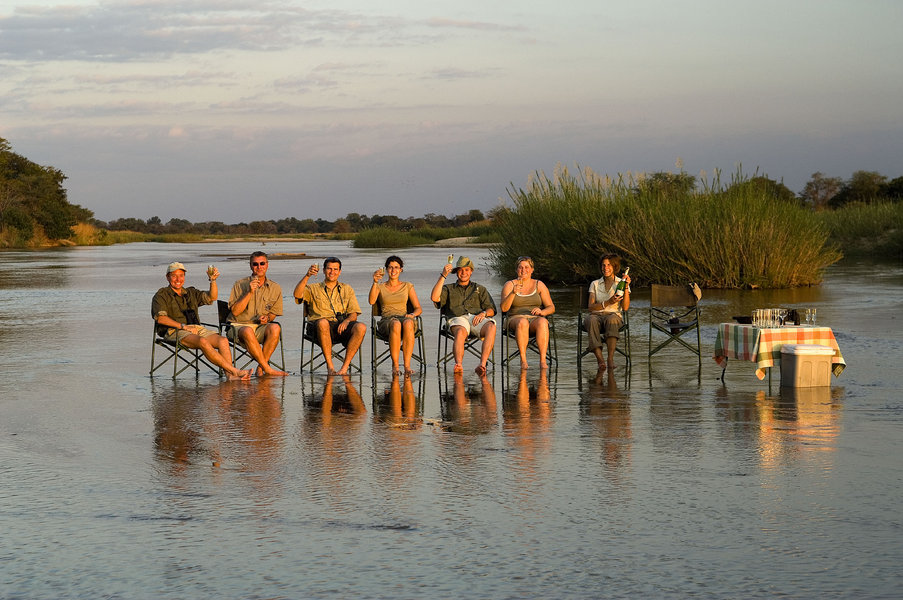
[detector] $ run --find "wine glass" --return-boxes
[809,308,817,326]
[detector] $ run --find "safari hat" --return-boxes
[166,261,187,274]
[452,256,475,273]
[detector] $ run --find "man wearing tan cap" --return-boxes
[152,262,251,380]
[431,256,497,375]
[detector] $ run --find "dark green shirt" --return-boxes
[434,281,496,317]
[151,286,212,336]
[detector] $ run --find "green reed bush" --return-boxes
[491,165,841,288]
[353,227,431,249]
[816,201,903,259]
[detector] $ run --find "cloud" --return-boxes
[424,17,526,32]
[423,67,497,81]
[0,1,399,61]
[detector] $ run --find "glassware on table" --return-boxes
[809,308,817,326]
[751,309,761,328]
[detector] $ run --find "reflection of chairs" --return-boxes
[370,301,426,372]
[150,320,219,378]
[648,284,701,365]
[436,313,495,370]
[216,300,285,372]
[500,312,557,369]
[299,301,362,373]
[576,287,631,369]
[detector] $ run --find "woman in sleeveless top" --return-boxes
[583,253,631,370]
[368,255,422,376]
[500,256,555,369]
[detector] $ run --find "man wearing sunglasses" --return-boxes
[227,251,288,376]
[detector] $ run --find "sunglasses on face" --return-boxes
[252,262,267,266]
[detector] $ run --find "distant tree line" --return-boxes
[1,137,93,246]
[96,209,489,235]
[628,169,903,210]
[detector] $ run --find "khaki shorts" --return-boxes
[164,324,217,343]
[376,315,416,338]
[228,322,267,345]
[446,314,496,337]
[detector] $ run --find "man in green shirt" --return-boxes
[152,262,250,380]
[431,256,497,375]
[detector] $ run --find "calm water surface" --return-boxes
[1,242,901,599]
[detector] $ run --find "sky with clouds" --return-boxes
[2,0,902,222]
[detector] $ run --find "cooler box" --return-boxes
[780,344,834,387]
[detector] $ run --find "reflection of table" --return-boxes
[713,323,846,380]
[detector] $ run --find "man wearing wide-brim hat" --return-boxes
[430,256,497,375]
[151,262,251,380]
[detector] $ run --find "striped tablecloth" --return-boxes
[713,323,846,380]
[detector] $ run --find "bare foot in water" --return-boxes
[229,370,252,380]
[257,366,288,376]
[475,364,487,376]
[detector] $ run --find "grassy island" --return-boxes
[490,166,843,289]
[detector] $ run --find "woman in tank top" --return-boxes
[500,256,555,369]
[368,255,422,376]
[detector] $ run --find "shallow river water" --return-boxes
[1,242,901,599]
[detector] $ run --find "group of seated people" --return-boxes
[152,251,631,380]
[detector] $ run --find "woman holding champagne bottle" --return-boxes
[584,254,631,370]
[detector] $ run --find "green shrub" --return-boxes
[490,165,841,288]
[353,227,431,248]
[816,201,903,259]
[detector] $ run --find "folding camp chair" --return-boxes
[436,313,495,370]
[370,301,426,373]
[299,301,362,373]
[648,284,701,365]
[149,320,219,378]
[500,311,557,369]
[577,287,631,369]
[216,300,285,372]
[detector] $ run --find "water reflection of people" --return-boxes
[373,373,422,428]
[152,378,285,475]
[305,374,367,417]
[440,372,498,434]
[502,370,553,475]
[579,368,632,476]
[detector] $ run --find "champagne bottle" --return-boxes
[615,267,629,297]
